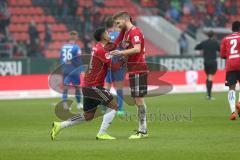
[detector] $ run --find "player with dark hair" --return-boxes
[195,30,220,100]
[220,21,240,120]
[104,16,125,115]
[110,11,148,139]
[60,31,83,110]
[51,27,126,140]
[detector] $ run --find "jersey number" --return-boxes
[62,49,72,62]
[230,39,238,54]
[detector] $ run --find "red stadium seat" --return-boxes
[37,24,45,32]
[45,16,55,23]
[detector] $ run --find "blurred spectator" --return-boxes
[217,13,228,27]
[204,15,214,27]
[92,8,103,29]
[28,21,39,45]
[68,0,78,17]
[0,1,10,35]
[229,0,237,15]
[186,19,198,38]
[221,1,230,15]
[182,0,195,16]
[44,24,52,49]
[157,0,170,16]
[206,1,215,16]
[178,32,188,55]
[83,34,92,54]
[83,5,92,33]
[93,0,105,8]
[56,0,64,17]
[62,0,69,18]
[13,41,27,58]
[27,40,44,58]
[169,5,181,22]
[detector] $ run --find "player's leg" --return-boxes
[204,62,214,99]
[96,87,118,140]
[235,72,240,117]
[51,109,96,141]
[206,74,214,99]
[112,68,125,115]
[129,73,148,139]
[105,70,113,90]
[114,80,124,114]
[62,75,71,110]
[226,71,237,120]
[72,73,83,110]
[205,61,217,100]
[51,89,100,141]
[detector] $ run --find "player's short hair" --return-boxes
[94,27,106,42]
[113,11,131,20]
[232,21,240,32]
[70,30,78,36]
[207,30,214,38]
[104,16,114,29]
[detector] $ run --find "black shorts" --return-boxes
[204,61,217,75]
[82,86,113,112]
[129,72,148,97]
[225,71,240,86]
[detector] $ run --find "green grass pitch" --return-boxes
[0,92,239,160]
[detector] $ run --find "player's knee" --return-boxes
[229,85,236,90]
[84,113,94,121]
[134,97,144,106]
[108,100,118,111]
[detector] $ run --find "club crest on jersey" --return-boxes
[105,52,112,59]
[121,41,131,49]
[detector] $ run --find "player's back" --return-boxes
[60,43,82,74]
[84,42,110,87]
[221,32,240,72]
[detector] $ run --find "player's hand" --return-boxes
[109,50,122,56]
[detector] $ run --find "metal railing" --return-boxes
[0,43,13,58]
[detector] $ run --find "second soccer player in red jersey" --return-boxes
[110,12,148,139]
[51,27,125,140]
[220,21,240,120]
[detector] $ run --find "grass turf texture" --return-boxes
[0,92,239,160]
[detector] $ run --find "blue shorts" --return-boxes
[105,68,125,83]
[62,65,81,86]
[63,71,80,86]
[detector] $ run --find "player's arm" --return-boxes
[110,32,142,56]
[114,44,141,56]
[194,42,203,50]
[114,29,125,47]
[220,38,226,59]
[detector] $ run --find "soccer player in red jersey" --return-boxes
[220,21,240,120]
[110,12,148,139]
[51,27,125,140]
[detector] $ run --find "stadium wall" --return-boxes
[0,70,227,100]
[0,56,227,99]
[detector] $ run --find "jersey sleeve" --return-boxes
[77,45,82,55]
[220,38,227,59]
[194,42,203,50]
[130,29,142,46]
